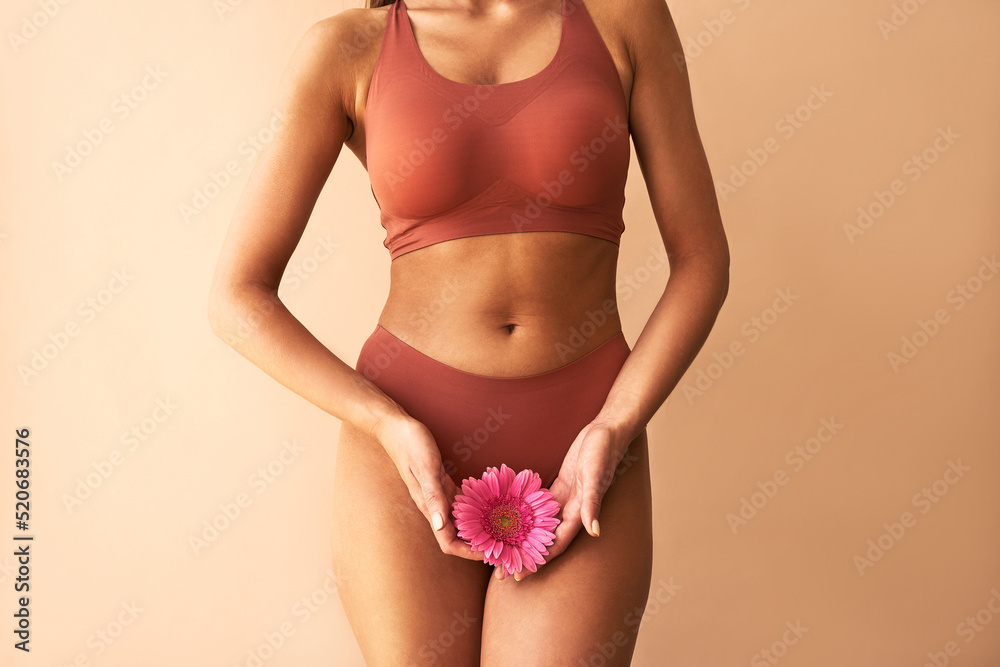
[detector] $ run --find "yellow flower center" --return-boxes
[488,504,523,542]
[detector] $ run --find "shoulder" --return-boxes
[588,0,681,71]
[279,8,391,121]
[304,6,389,61]
[292,7,388,78]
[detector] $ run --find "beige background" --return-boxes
[3,0,999,665]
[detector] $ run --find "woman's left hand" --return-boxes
[496,418,631,582]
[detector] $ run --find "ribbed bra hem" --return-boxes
[387,228,621,261]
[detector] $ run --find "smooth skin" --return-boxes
[208,0,729,664]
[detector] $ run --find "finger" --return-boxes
[414,465,489,562]
[441,533,486,561]
[514,517,579,582]
[544,494,585,559]
[512,497,582,582]
[580,472,607,538]
[411,463,455,538]
[513,556,539,582]
[547,475,570,506]
[429,505,485,561]
[410,464,448,531]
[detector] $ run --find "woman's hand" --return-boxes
[497,419,631,581]
[372,411,485,563]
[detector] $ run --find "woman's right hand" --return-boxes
[372,411,485,563]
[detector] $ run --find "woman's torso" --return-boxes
[342,0,635,376]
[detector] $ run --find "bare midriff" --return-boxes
[376,231,623,377]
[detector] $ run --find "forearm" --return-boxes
[596,251,730,445]
[208,284,405,438]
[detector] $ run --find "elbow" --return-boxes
[669,240,730,310]
[717,244,731,301]
[716,243,731,309]
[207,286,231,341]
[207,279,280,346]
[207,274,243,342]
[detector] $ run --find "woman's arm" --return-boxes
[207,13,482,561]
[594,0,731,449]
[208,15,402,436]
[514,0,730,579]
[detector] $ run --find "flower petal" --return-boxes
[532,499,561,516]
[486,470,500,498]
[520,542,544,564]
[510,469,532,498]
[498,465,516,495]
[525,489,550,505]
[524,473,542,497]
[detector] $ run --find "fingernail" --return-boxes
[591,519,601,536]
[432,512,444,531]
[494,567,502,580]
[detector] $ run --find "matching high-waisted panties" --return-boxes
[354,324,631,489]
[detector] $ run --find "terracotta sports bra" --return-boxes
[365,0,630,260]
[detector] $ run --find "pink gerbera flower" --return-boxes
[452,464,561,576]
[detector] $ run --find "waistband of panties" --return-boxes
[366,323,630,391]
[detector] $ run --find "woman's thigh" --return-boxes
[331,421,493,667]
[480,432,654,667]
